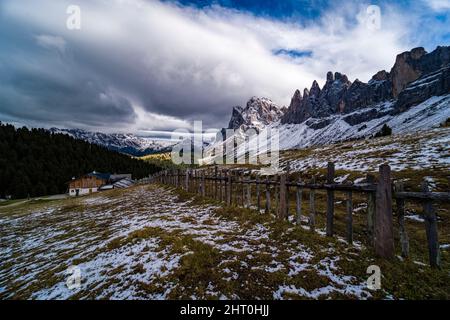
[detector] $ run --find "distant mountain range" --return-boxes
[281,46,450,125]
[204,45,450,162]
[50,46,449,160]
[49,128,176,157]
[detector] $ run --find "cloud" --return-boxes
[423,0,450,11]
[0,0,434,134]
[35,34,66,53]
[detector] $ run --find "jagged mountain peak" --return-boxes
[370,70,390,83]
[326,71,334,83]
[282,45,450,125]
[227,96,286,130]
[290,89,303,106]
[293,89,302,98]
[310,80,321,97]
[205,45,449,165]
[334,72,350,83]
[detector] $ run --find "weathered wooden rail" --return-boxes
[139,163,450,268]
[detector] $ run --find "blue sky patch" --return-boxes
[169,0,328,19]
[273,49,313,59]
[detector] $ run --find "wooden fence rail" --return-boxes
[139,163,450,268]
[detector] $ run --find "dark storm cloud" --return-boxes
[1,67,136,128]
[1,0,436,133]
[0,8,138,131]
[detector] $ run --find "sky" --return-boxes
[0,0,449,136]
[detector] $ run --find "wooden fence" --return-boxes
[139,163,450,268]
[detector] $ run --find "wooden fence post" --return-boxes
[220,170,225,202]
[192,170,196,193]
[395,181,409,258]
[375,164,394,259]
[204,169,207,196]
[366,174,376,246]
[241,171,245,207]
[265,177,270,214]
[279,173,287,220]
[256,176,261,212]
[194,170,198,193]
[275,175,279,216]
[326,162,335,237]
[296,178,302,225]
[286,162,291,218]
[421,181,440,268]
[227,171,232,206]
[196,170,200,194]
[246,175,251,208]
[309,176,316,231]
[232,171,237,205]
[221,170,225,202]
[214,166,218,200]
[193,170,197,193]
[201,171,206,197]
[346,190,353,244]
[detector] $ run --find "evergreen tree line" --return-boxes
[0,123,164,199]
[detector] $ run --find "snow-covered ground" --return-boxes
[202,94,450,165]
[277,94,450,150]
[281,127,450,173]
[0,186,376,300]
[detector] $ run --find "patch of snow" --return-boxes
[405,214,425,223]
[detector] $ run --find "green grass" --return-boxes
[165,179,450,299]
[2,180,449,300]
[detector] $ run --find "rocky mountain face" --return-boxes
[49,128,175,157]
[282,46,450,125]
[228,97,287,131]
[207,46,450,162]
[391,46,450,97]
[394,64,450,113]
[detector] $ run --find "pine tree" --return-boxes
[0,123,164,199]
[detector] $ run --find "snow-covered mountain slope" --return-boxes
[277,94,450,150]
[202,94,450,164]
[203,46,450,164]
[49,128,175,157]
[281,126,450,174]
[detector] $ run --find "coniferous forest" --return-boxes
[0,123,163,199]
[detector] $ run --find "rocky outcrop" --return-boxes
[228,106,246,130]
[394,65,450,113]
[342,72,393,114]
[281,70,391,124]
[390,46,450,98]
[227,97,286,131]
[390,47,427,97]
[281,46,450,125]
[343,107,390,126]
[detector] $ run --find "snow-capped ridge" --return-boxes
[49,128,175,157]
[202,46,450,164]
